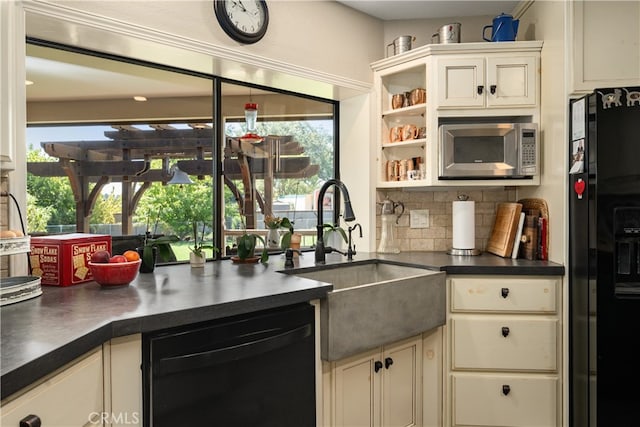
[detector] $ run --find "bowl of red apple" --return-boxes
[88,250,141,286]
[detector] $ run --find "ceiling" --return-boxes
[336,1,519,20]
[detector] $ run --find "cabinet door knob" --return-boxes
[490,84,497,95]
[20,414,42,427]
[385,357,394,369]
[477,85,484,95]
[374,360,383,373]
[501,326,510,337]
[502,384,511,395]
[501,287,509,298]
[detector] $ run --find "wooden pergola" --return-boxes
[26,125,319,233]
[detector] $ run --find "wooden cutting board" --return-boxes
[486,202,523,257]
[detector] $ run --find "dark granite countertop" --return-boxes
[0,251,563,399]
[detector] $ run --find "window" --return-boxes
[25,42,337,262]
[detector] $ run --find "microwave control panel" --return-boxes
[520,129,537,175]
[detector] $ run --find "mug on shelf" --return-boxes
[407,170,421,181]
[391,93,405,109]
[418,126,427,139]
[409,88,426,105]
[402,124,418,141]
[389,126,404,143]
[403,91,412,107]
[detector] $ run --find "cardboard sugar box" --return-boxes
[30,233,112,286]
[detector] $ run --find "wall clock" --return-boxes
[214,0,269,44]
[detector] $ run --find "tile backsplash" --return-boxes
[376,188,518,252]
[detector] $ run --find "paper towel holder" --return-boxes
[447,194,481,256]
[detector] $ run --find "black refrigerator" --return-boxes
[569,86,640,427]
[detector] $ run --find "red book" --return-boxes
[538,217,548,260]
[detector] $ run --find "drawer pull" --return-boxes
[374,360,383,373]
[501,287,509,298]
[20,414,42,427]
[385,357,394,369]
[502,384,511,396]
[501,326,510,337]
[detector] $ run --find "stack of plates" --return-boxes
[1,276,42,306]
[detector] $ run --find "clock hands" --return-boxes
[230,0,247,12]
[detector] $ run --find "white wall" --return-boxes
[26,0,383,97]
[517,1,567,266]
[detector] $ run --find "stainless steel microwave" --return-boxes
[439,123,538,179]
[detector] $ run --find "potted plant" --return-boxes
[235,218,269,264]
[264,215,295,250]
[137,232,180,273]
[189,220,218,267]
[323,223,348,248]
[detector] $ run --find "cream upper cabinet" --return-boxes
[0,0,24,172]
[371,42,542,189]
[330,335,423,427]
[436,55,537,109]
[444,275,562,427]
[0,348,104,427]
[569,0,640,94]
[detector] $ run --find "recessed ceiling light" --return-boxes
[133,96,147,102]
[25,80,34,86]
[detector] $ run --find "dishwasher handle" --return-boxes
[157,323,312,376]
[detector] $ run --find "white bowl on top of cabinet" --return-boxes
[445,275,562,427]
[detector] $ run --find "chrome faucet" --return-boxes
[315,179,356,263]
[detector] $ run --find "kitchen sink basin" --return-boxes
[281,261,445,361]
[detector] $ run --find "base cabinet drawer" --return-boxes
[450,277,558,313]
[451,317,557,371]
[0,348,103,427]
[451,373,557,427]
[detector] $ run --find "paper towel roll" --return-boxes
[452,200,475,249]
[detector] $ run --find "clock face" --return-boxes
[214,0,269,44]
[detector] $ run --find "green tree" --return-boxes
[27,147,76,226]
[136,179,213,239]
[90,189,121,225]
[26,193,52,233]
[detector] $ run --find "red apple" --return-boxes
[109,255,127,263]
[91,250,111,263]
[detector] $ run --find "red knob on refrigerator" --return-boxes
[574,178,586,199]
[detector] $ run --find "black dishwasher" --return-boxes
[142,303,315,427]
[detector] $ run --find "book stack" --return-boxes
[514,199,549,261]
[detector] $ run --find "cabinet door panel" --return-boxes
[333,351,379,427]
[572,0,640,91]
[450,277,558,313]
[437,57,485,108]
[452,373,557,426]
[486,57,537,106]
[452,316,557,371]
[382,337,422,427]
[0,348,103,426]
